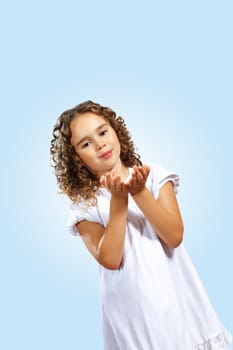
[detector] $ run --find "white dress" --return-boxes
[67,163,232,350]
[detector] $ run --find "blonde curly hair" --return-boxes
[50,100,142,204]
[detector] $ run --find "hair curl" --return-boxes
[50,100,142,204]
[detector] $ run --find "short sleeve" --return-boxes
[67,201,104,236]
[149,163,180,200]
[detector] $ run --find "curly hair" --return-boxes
[50,100,142,204]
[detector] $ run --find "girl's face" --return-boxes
[70,112,123,178]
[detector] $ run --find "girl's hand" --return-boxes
[126,165,150,196]
[100,171,129,198]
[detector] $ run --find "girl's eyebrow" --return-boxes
[76,122,108,146]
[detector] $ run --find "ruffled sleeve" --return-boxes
[67,200,104,236]
[149,163,180,200]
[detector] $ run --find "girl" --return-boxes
[50,100,232,349]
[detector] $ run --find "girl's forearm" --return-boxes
[132,187,183,248]
[97,196,128,270]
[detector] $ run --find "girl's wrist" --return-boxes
[111,193,128,202]
[131,186,148,199]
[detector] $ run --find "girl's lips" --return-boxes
[100,150,112,159]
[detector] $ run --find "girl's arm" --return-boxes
[77,173,129,270]
[128,166,184,248]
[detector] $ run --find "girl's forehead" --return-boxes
[72,112,106,124]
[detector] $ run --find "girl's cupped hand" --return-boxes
[126,165,150,195]
[100,171,129,198]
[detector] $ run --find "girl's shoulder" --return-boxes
[146,162,180,198]
[67,198,103,236]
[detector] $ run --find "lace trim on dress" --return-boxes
[195,330,232,349]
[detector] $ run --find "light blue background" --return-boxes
[1,1,232,349]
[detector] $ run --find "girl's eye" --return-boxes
[99,129,108,136]
[82,141,91,148]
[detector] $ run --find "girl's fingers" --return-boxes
[104,173,126,193]
[103,173,111,190]
[135,165,150,182]
[100,169,147,195]
[126,165,151,195]
[114,175,122,191]
[133,166,144,182]
[136,169,144,182]
[100,175,106,187]
[143,164,150,177]
[106,172,111,183]
[121,182,128,193]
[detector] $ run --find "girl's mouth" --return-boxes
[101,150,112,159]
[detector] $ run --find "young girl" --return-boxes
[50,100,232,349]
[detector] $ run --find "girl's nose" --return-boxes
[96,140,106,150]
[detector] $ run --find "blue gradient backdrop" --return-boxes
[1,1,232,349]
